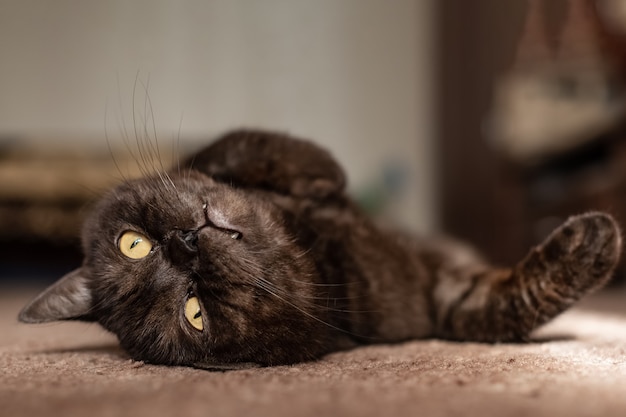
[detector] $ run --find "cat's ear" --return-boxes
[18,268,94,323]
[184,130,346,199]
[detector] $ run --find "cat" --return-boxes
[18,129,622,370]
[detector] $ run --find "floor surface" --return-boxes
[1,288,626,417]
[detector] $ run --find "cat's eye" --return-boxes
[184,296,203,331]
[229,231,242,240]
[118,231,153,259]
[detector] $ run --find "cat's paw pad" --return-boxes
[541,212,621,286]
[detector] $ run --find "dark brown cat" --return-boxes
[19,130,622,369]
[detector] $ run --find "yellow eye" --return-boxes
[184,296,204,331]
[118,231,153,259]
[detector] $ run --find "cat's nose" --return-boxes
[168,229,198,264]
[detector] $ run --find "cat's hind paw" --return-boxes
[534,212,622,292]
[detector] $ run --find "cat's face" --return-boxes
[46,170,332,367]
[19,130,352,368]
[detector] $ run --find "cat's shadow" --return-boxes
[30,334,577,368]
[528,333,575,343]
[37,343,129,359]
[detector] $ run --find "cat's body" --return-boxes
[19,130,622,369]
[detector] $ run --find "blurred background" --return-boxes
[1,0,626,287]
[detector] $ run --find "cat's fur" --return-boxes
[19,130,622,369]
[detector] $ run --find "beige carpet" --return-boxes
[1,288,626,417]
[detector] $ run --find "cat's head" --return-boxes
[19,169,334,368]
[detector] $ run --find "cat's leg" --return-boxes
[182,130,346,199]
[432,212,621,342]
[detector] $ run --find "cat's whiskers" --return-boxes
[243,273,347,332]
[103,101,132,186]
[118,72,177,193]
[234,246,361,289]
[246,273,377,338]
[233,257,375,320]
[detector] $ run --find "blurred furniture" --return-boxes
[438,0,626,283]
[0,140,155,279]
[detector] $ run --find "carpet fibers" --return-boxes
[1,289,626,417]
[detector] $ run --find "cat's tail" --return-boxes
[434,212,622,342]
